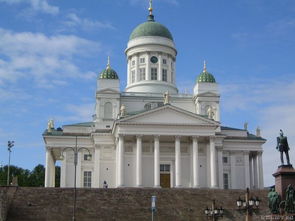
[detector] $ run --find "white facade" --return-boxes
[43,9,265,189]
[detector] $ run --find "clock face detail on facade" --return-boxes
[150,56,158,63]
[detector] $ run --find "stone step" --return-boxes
[1,187,270,221]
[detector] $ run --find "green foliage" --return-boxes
[0,164,60,187]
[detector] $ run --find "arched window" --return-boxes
[104,102,113,119]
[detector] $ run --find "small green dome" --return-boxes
[197,71,216,83]
[129,15,173,41]
[99,67,119,79]
[197,62,216,83]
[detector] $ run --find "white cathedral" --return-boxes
[43,4,265,189]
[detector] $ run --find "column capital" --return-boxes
[154,135,160,140]
[243,150,250,155]
[175,135,181,140]
[136,135,143,139]
[192,136,199,141]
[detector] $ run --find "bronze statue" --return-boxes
[276,129,290,165]
[268,188,281,214]
[285,184,295,213]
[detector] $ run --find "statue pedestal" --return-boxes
[273,165,295,200]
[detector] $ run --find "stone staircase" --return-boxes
[2,187,270,221]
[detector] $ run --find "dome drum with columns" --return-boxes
[43,2,266,190]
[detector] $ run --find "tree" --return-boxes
[0,164,60,187]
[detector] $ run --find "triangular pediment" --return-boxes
[97,88,119,94]
[118,105,219,126]
[196,92,220,97]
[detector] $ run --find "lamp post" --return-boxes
[204,199,224,221]
[60,136,91,221]
[7,141,14,186]
[236,188,260,221]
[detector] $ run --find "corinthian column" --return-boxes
[154,136,160,187]
[175,136,182,187]
[136,135,143,187]
[210,136,218,188]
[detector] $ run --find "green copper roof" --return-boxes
[197,62,216,83]
[197,71,216,83]
[99,67,119,79]
[129,15,173,41]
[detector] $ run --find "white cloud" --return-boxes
[221,78,295,186]
[0,28,100,88]
[0,0,59,15]
[64,13,115,31]
[55,103,94,123]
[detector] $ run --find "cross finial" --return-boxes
[203,60,207,73]
[107,56,110,69]
[148,0,153,15]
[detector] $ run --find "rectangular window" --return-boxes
[162,69,167,82]
[131,60,135,66]
[163,59,167,64]
[83,171,92,188]
[131,70,135,83]
[151,68,157,80]
[139,68,146,81]
[140,57,145,63]
[223,173,229,189]
[84,154,92,161]
[222,156,228,164]
[160,164,170,172]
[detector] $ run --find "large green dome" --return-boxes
[129,15,173,41]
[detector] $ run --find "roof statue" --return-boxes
[276,129,291,165]
[163,91,170,105]
[207,106,215,120]
[120,104,126,117]
[244,122,248,130]
[47,119,54,133]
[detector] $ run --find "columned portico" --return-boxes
[117,135,124,187]
[192,136,199,188]
[210,136,218,188]
[136,135,143,187]
[175,136,182,187]
[154,135,160,187]
[45,148,55,187]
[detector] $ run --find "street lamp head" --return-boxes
[236,197,242,207]
[7,141,14,150]
[254,197,260,207]
[219,207,224,216]
[204,207,209,215]
[249,197,255,206]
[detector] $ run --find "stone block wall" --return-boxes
[2,187,270,221]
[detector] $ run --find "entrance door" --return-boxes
[160,174,170,188]
[160,164,171,188]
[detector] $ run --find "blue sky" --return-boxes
[0,0,294,186]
